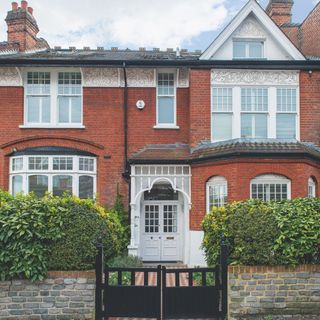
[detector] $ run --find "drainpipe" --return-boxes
[121,62,131,226]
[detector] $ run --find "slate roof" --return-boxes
[129,139,320,164]
[0,47,320,63]
[0,47,201,61]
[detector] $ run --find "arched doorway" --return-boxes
[140,182,183,261]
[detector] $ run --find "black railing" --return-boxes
[95,240,229,320]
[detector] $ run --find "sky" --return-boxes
[0,0,318,51]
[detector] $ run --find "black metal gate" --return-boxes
[95,241,228,320]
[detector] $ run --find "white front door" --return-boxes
[142,203,181,261]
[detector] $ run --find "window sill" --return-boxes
[153,125,180,130]
[19,125,86,129]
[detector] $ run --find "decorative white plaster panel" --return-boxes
[0,67,22,86]
[211,70,299,86]
[125,68,156,87]
[178,68,189,88]
[233,16,266,38]
[82,68,120,87]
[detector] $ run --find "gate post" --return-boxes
[95,239,104,320]
[221,235,228,320]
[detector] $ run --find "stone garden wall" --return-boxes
[1,266,320,320]
[228,265,320,320]
[0,271,95,320]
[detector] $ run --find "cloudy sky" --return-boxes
[0,0,318,51]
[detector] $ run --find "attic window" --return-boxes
[233,40,264,59]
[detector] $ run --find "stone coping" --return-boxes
[228,264,320,273]
[47,270,96,279]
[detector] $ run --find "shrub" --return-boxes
[47,197,123,271]
[202,198,320,266]
[0,192,124,280]
[108,255,143,285]
[0,193,64,281]
[108,254,143,268]
[106,190,130,254]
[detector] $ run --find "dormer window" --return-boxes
[233,40,264,59]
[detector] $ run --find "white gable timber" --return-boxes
[200,0,305,61]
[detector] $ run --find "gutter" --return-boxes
[121,62,131,227]
[122,61,130,181]
[0,58,320,69]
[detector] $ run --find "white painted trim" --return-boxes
[250,174,292,200]
[210,74,300,142]
[156,69,177,127]
[153,125,180,130]
[206,176,228,213]
[22,68,83,128]
[200,0,305,61]
[9,155,96,198]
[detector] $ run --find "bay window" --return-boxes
[308,177,316,198]
[10,154,96,199]
[276,88,297,139]
[211,84,299,142]
[211,88,233,141]
[251,174,291,201]
[23,70,83,128]
[241,88,268,138]
[206,176,228,212]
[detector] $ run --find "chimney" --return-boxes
[266,0,294,27]
[5,1,49,52]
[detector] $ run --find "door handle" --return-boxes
[166,237,174,240]
[159,236,161,239]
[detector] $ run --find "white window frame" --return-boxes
[206,176,228,212]
[276,87,299,139]
[308,177,316,198]
[9,155,96,198]
[211,87,233,141]
[21,68,84,129]
[154,69,179,129]
[211,85,300,142]
[233,39,265,60]
[250,174,291,201]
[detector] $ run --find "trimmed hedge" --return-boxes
[0,191,125,281]
[202,198,320,266]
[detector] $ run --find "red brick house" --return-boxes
[0,0,319,265]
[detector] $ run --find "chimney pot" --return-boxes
[27,7,33,15]
[139,47,146,51]
[111,47,118,52]
[97,46,104,51]
[21,0,28,10]
[11,2,18,10]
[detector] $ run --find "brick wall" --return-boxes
[299,4,320,57]
[228,265,320,320]
[0,271,95,320]
[190,159,320,230]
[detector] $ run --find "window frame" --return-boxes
[233,39,265,60]
[22,68,84,129]
[276,87,298,139]
[154,69,179,129]
[9,155,96,199]
[206,176,228,212]
[250,174,291,201]
[211,87,233,141]
[308,177,316,198]
[210,84,300,143]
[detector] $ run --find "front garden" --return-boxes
[0,190,130,281]
[202,198,320,266]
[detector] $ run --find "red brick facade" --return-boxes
[0,0,319,242]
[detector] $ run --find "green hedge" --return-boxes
[202,198,320,266]
[0,191,125,281]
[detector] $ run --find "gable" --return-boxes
[200,0,305,61]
